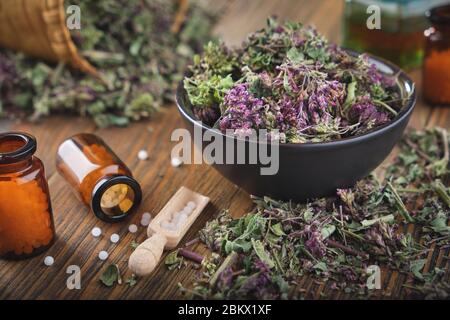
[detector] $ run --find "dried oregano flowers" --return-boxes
[0,0,216,127]
[184,18,410,143]
[179,128,449,299]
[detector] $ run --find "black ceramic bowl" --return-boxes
[176,54,416,201]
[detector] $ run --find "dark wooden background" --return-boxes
[0,0,448,300]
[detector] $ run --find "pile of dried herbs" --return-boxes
[0,0,216,127]
[179,128,449,299]
[184,18,410,143]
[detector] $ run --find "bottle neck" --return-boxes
[433,24,450,36]
[0,157,33,174]
[0,132,36,175]
[428,4,450,37]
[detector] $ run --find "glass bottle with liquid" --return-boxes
[342,0,449,70]
[56,133,142,222]
[0,132,55,259]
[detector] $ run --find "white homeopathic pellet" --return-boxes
[186,201,196,210]
[172,211,182,220]
[181,206,192,216]
[128,224,138,233]
[91,227,102,237]
[171,157,182,167]
[140,212,152,226]
[142,212,152,221]
[44,256,54,266]
[140,217,151,227]
[98,251,109,261]
[110,233,120,244]
[138,150,149,161]
[160,220,176,231]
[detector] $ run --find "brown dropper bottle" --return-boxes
[56,133,142,222]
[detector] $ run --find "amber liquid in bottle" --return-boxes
[0,132,55,259]
[342,0,429,70]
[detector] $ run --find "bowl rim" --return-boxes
[176,51,417,150]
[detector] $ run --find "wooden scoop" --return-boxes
[128,186,209,277]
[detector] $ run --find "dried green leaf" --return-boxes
[251,239,275,269]
[100,264,121,287]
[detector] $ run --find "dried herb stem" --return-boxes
[405,138,433,162]
[326,239,369,259]
[178,248,204,264]
[439,127,450,165]
[209,252,238,288]
[372,99,398,116]
[387,181,415,223]
[342,229,365,241]
[432,180,450,208]
[184,237,200,247]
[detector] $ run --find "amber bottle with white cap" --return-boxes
[56,133,142,222]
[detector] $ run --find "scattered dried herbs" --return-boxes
[165,249,185,270]
[184,18,411,143]
[182,128,449,299]
[125,274,138,288]
[165,248,205,270]
[130,240,140,250]
[0,0,217,127]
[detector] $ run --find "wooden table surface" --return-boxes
[0,0,449,300]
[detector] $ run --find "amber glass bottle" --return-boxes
[56,133,142,222]
[423,4,450,106]
[0,132,55,259]
[342,0,439,70]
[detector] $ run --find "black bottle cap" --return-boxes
[91,175,142,222]
[427,4,450,26]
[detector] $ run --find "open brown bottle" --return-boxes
[56,133,142,222]
[0,132,55,259]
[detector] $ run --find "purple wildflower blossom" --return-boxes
[276,95,305,131]
[219,84,266,135]
[0,53,17,83]
[340,266,358,282]
[362,54,396,87]
[216,266,234,292]
[254,259,271,273]
[349,95,389,127]
[365,227,386,247]
[307,80,345,124]
[305,228,327,258]
[220,65,348,139]
[235,259,272,298]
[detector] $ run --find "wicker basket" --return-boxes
[0,0,96,78]
[0,0,188,78]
